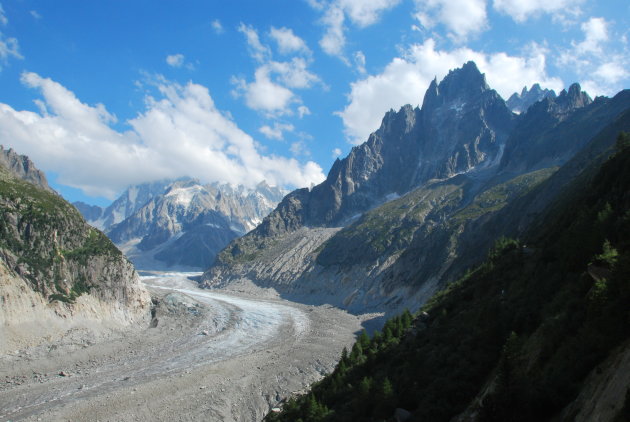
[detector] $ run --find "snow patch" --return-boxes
[166,185,204,208]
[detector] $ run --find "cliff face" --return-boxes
[0,147,150,352]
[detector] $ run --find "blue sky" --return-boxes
[0,0,628,206]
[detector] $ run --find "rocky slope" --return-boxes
[104,179,285,269]
[203,62,630,315]
[0,147,150,353]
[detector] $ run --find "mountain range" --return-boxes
[75,179,285,270]
[202,61,630,316]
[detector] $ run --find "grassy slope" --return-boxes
[266,135,630,422]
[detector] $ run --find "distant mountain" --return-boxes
[96,179,286,270]
[202,62,630,316]
[74,179,174,231]
[506,83,556,113]
[0,147,150,352]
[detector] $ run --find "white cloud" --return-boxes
[557,17,629,96]
[289,140,313,157]
[0,4,7,26]
[268,58,320,89]
[269,27,310,55]
[0,4,22,67]
[314,0,400,59]
[238,23,271,63]
[166,53,185,68]
[30,10,42,20]
[575,17,609,56]
[232,67,295,115]
[0,34,21,64]
[337,0,402,27]
[354,51,366,74]
[211,19,224,34]
[413,0,488,42]
[338,39,562,143]
[493,0,584,22]
[259,122,295,140]
[298,105,311,118]
[593,62,628,85]
[0,73,325,198]
[319,6,346,57]
[233,24,321,117]
[332,147,342,158]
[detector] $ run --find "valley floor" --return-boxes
[0,272,367,421]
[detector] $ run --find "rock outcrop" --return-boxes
[0,147,150,353]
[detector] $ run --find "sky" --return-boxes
[0,0,628,206]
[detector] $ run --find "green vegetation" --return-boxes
[317,180,466,266]
[452,167,557,224]
[62,228,121,264]
[265,311,414,422]
[0,167,121,302]
[266,137,630,421]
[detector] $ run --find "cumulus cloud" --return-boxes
[233,24,320,117]
[354,51,366,74]
[0,4,7,26]
[269,27,310,55]
[0,4,22,67]
[232,67,295,116]
[338,39,563,143]
[0,73,325,198]
[290,140,309,156]
[574,17,609,56]
[314,0,401,59]
[298,105,311,118]
[211,19,224,34]
[413,0,488,42]
[493,0,584,22]
[238,23,271,63]
[319,6,346,57]
[558,17,629,96]
[166,53,185,67]
[337,0,402,27]
[259,122,295,140]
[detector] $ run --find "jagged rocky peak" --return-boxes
[556,82,592,111]
[523,82,592,121]
[0,145,54,192]
[213,60,516,245]
[507,83,557,113]
[422,61,491,111]
[377,104,419,136]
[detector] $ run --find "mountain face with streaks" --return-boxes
[0,147,150,352]
[203,62,630,315]
[98,179,286,270]
[74,179,175,231]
